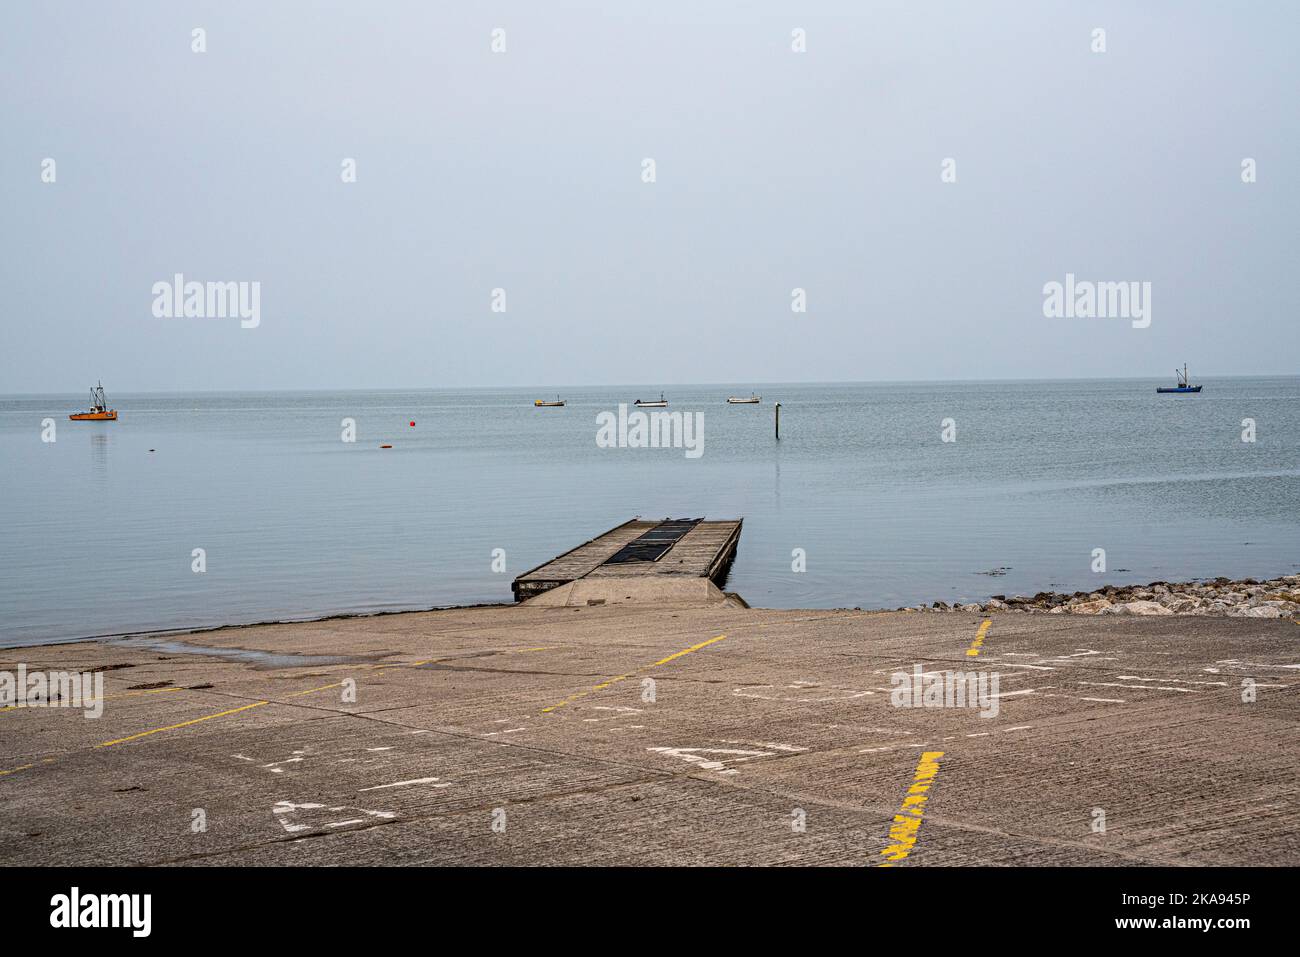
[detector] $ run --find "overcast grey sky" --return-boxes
[1,1,1296,393]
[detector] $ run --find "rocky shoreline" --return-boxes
[905,573,1300,619]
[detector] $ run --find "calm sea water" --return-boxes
[2,379,1297,647]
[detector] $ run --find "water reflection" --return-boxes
[89,432,109,476]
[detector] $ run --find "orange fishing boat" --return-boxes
[69,382,118,421]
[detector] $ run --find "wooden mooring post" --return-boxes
[775,402,781,440]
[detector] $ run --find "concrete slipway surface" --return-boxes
[1,588,1297,867]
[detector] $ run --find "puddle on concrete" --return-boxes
[108,637,368,670]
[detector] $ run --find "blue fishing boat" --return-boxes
[1156,364,1201,394]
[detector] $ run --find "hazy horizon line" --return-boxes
[4,372,1297,399]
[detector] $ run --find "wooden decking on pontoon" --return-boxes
[511,518,743,601]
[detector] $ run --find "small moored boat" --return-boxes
[1156,364,1202,394]
[634,392,668,408]
[69,382,118,421]
[726,393,761,404]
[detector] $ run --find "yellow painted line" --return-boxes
[287,681,346,698]
[0,756,59,778]
[965,619,991,658]
[94,700,269,749]
[878,750,945,866]
[542,634,727,714]
[650,634,733,665]
[3,696,269,779]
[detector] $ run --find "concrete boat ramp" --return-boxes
[2,597,1297,866]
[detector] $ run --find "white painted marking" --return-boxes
[358,777,450,792]
[1116,675,1226,686]
[272,800,395,834]
[263,756,304,773]
[733,685,872,703]
[1217,660,1300,670]
[1079,681,1197,693]
[648,746,777,775]
[718,740,809,753]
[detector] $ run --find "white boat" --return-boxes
[634,392,668,408]
[726,394,761,404]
